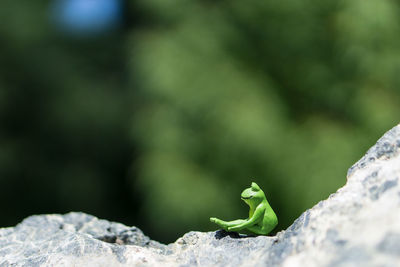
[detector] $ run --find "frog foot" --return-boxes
[209,217,229,230]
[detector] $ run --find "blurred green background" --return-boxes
[0,0,399,243]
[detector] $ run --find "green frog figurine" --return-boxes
[210,182,278,235]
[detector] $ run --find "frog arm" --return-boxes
[227,205,265,232]
[210,218,247,230]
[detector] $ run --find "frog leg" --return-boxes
[210,218,247,231]
[227,205,266,232]
[246,224,268,235]
[246,223,276,235]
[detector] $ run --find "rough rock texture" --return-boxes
[2,124,400,266]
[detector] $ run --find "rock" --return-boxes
[0,212,168,266]
[1,124,400,266]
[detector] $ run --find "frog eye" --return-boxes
[251,182,260,191]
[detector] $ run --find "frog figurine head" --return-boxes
[240,182,266,207]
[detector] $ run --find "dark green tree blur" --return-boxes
[0,0,399,243]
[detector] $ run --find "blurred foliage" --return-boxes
[130,0,400,241]
[0,0,136,227]
[0,0,399,243]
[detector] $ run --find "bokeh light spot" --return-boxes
[51,0,122,35]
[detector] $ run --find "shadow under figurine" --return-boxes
[210,182,278,235]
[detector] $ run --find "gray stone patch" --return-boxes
[369,179,398,200]
[303,211,310,228]
[325,228,347,248]
[111,245,127,263]
[328,246,370,267]
[362,171,379,187]
[25,256,48,267]
[266,238,294,266]
[64,238,83,257]
[382,179,398,192]
[377,232,400,255]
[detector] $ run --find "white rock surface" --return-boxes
[1,124,400,266]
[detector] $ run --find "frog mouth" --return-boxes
[241,196,252,200]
